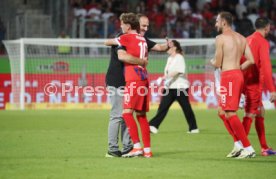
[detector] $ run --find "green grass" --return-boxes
[0,56,204,74]
[1,56,276,74]
[0,109,276,178]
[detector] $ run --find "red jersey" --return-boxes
[242,32,275,92]
[116,33,148,82]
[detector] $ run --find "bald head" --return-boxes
[137,14,149,37]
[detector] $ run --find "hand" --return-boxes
[142,57,148,67]
[165,37,170,50]
[167,39,173,48]
[210,58,215,65]
[270,92,276,102]
[205,59,214,68]
[164,77,173,88]
[156,77,163,86]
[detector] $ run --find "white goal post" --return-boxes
[3,38,215,110]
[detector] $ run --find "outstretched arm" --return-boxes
[149,37,170,52]
[151,43,169,51]
[104,39,118,46]
[117,49,147,67]
[240,43,255,70]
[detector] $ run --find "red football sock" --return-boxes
[242,116,253,135]
[228,115,251,147]
[123,113,140,144]
[255,116,269,149]
[219,114,238,142]
[136,114,151,148]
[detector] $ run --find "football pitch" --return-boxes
[0,109,276,178]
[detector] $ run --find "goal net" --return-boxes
[3,38,215,110]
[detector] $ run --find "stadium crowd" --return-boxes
[0,17,6,54]
[70,0,276,53]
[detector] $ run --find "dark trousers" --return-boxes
[149,88,198,131]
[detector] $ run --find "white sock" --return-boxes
[238,141,243,147]
[134,143,141,149]
[245,146,255,152]
[144,147,151,153]
[234,141,243,149]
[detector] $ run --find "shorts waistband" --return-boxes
[221,69,242,75]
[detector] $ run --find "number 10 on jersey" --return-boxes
[138,42,148,59]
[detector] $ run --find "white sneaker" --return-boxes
[150,126,158,134]
[187,129,199,134]
[122,148,143,158]
[236,149,256,159]
[226,147,243,158]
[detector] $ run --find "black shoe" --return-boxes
[105,151,122,158]
[121,147,133,155]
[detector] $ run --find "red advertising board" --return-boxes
[0,73,275,109]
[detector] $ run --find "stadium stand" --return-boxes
[70,1,276,40]
[0,0,276,50]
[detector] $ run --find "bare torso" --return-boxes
[220,30,246,71]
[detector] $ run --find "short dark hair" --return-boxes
[255,17,270,29]
[219,11,233,26]
[172,40,183,54]
[119,13,140,32]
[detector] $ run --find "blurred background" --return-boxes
[0,0,276,54]
[0,0,276,110]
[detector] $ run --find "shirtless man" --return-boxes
[210,11,256,159]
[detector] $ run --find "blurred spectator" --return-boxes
[268,23,276,54]
[197,0,210,11]
[111,0,125,17]
[150,5,166,30]
[180,0,191,15]
[269,10,276,26]
[127,0,140,12]
[191,9,203,22]
[0,17,6,54]
[68,0,276,42]
[58,30,70,39]
[201,3,214,21]
[235,1,247,20]
[102,7,114,20]
[217,0,236,14]
[235,12,254,37]
[84,0,98,11]
[247,9,259,27]
[136,1,146,14]
[209,0,219,12]
[172,21,184,38]
[159,27,167,38]
[87,3,102,20]
[73,2,87,18]
[165,0,180,16]
[57,31,71,55]
[101,0,113,10]
[146,0,160,12]
[107,16,121,38]
[188,0,198,11]
[247,0,259,10]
